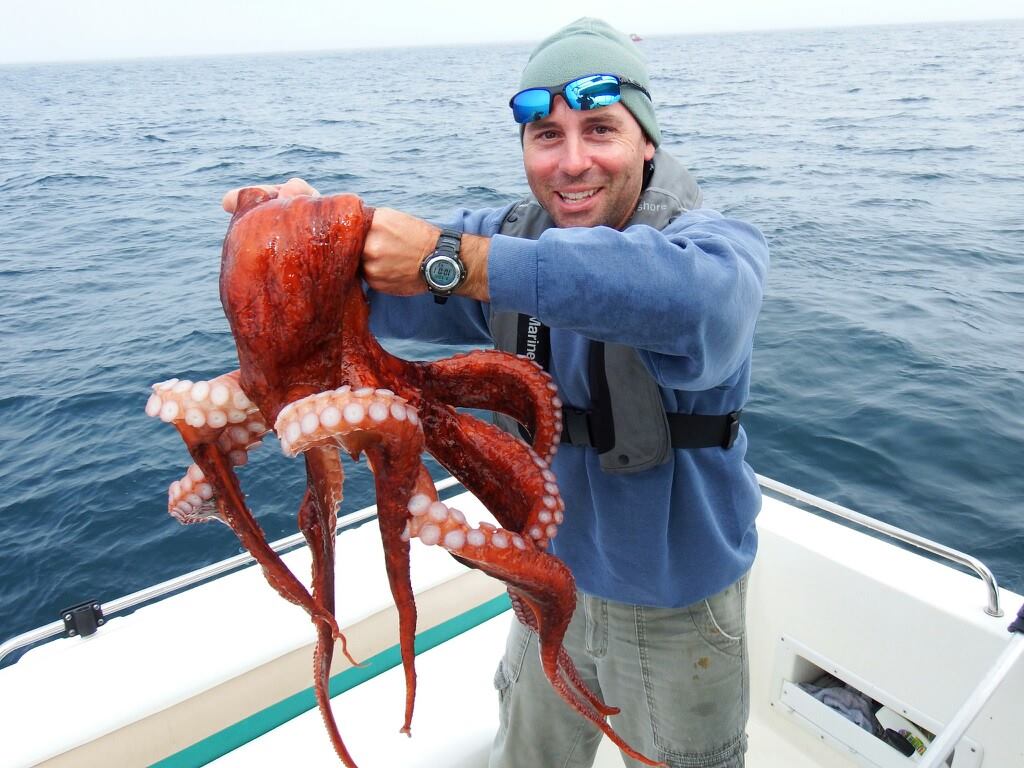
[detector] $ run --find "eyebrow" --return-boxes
[525,117,557,133]
[579,111,625,127]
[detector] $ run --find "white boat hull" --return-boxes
[1,483,1019,767]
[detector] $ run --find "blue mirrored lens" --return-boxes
[511,89,552,124]
[564,75,621,111]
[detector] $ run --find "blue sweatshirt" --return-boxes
[368,205,769,608]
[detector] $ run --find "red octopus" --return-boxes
[145,189,661,767]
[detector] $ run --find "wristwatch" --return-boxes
[420,228,466,304]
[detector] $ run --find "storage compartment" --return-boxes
[770,636,983,767]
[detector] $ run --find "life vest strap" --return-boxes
[516,314,741,452]
[561,409,741,451]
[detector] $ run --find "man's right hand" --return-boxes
[218,178,489,301]
[221,177,319,213]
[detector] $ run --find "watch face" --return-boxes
[426,256,460,290]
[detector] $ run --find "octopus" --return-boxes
[145,189,661,767]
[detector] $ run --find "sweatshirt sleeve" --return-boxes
[487,208,769,391]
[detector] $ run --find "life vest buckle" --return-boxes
[723,411,741,449]
[562,407,594,447]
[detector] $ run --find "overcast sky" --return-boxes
[3,0,1021,65]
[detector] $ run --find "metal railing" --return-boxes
[0,474,1002,665]
[756,474,1003,617]
[0,476,462,666]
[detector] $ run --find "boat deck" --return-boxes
[205,611,822,768]
[208,613,504,767]
[2,486,1020,768]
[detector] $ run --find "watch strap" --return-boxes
[435,228,461,255]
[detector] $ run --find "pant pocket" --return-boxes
[493,618,533,694]
[688,573,747,657]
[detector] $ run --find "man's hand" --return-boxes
[220,180,489,300]
[221,177,319,213]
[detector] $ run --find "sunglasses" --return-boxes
[509,74,651,125]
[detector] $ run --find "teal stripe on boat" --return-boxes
[152,593,510,768]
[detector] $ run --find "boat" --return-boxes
[630,33,643,42]
[1,474,1020,767]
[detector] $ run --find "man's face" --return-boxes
[522,98,655,229]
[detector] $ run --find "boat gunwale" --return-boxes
[0,473,1005,666]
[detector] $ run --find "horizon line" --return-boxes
[2,15,1020,68]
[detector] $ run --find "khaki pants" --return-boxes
[489,574,749,768]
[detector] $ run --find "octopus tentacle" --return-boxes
[166,463,219,525]
[300,446,361,670]
[146,370,263,433]
[148,371,269,523]
[398,494,660,766]
[411,404,664,764]
[416,350,563,463]
[420,403,564,548]
[366,449,422,738]
[299,449,361,768]
[276,385,421,458]
[393,461,440,722]
[310,608,359,768]
[507,592,617,717]
[186,442,332,621]
[167,429,266,524]
[147,374,349,644]
[278,387,429,738]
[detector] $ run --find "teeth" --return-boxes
[559,189,596,201]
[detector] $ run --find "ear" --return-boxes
[643,138,656,162]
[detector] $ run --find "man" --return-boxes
[226,17,767,768]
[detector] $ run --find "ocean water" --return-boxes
[1,20,1022,653]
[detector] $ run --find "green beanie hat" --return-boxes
[519,17,661,147]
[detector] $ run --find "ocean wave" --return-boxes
[853,197,932,208]
[314,171,363,187]
[388,97,462,107]
[272,145,346,160]
[314,118,376,128]
[27,173,112,187]
[863,144,978,155]
[188,160,242,174]
[902,171,956,180]
[700,174,764,185]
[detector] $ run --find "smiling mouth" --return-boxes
[557,189,599,203]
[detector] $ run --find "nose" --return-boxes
[558,133,592,178]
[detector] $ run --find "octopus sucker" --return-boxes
[145,190,662,768]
